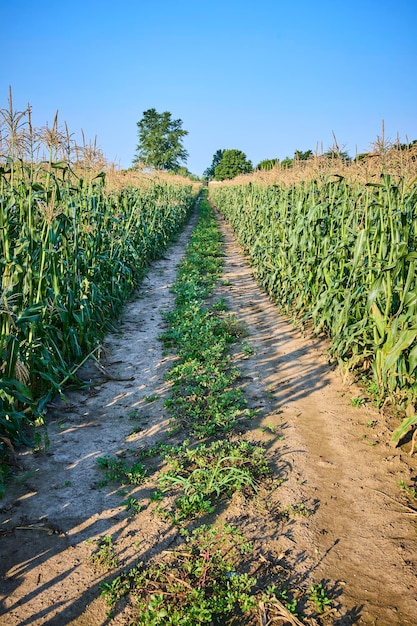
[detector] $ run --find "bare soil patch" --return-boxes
[0,207,416,625]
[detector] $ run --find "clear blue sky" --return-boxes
[2,0,416,176]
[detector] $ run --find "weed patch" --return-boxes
[100,523,257,624]
[156,195,255,440]
[88,535,119,570]
[157,439,270,522]
[97,456,146,486]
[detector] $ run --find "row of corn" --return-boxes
[209,175,417,419]
[0,158,197,456]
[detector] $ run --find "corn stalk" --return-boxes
[0,126,197,453]
[210,174,417,410]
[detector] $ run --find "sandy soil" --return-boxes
[0,204,416,625]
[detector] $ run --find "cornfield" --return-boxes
[209,159,417,423]
[0,95,198,464]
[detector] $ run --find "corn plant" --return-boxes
[209,173,417,416]
[0,98,198,484]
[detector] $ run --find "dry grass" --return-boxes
[213,143,417,188]
[104,165,201,192]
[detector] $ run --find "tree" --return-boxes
[280,149,313,169]
[323,148,351,162]
[280,156,293,168]
[133,108,188,171]
[214,149,253,181]
[203,149,225,179]
[256,158,279,171]
[171,166,200,181]
[294,149,313,161]
[394,139,417,152]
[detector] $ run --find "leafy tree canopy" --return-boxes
[394,139,417,151]
[294,149,313,161]
[172,166,200,181]
[281,157,293,169]
[323,148,351,162]
[280,149,313,169]
[203,149,225,179]
[134,108,188,171]
[256,158,279,171]
[214,149,253,181]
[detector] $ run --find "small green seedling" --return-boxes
[308,582,332,614]
[350,397,365,408]
[89,535,118,570]
[144,394,158,403]
[262,423,279,434]
[242,340,255,357]
[97,456,146,486]
[122,496,142,515]
[398,480,416,500]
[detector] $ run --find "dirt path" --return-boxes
[215,213,417,625]
[0,205,416,625]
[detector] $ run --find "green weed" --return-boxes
[212,297,227,312]
[261,423,280,434]
[242,339,255,357]
[284,503,310,518]
[308,581,332,614]
[157,197,253,439]
[350,396,365,408]
[100,523,257,625]
[122,496,142,516]
[262,586,300,617]
[97,456,146,486]
[156,439,270,522]
[88,535,118,570]
[398,479,417,501]
[144,394,159,403]
[149,490,164,502]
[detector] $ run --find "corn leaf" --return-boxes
[391,415,417,445]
